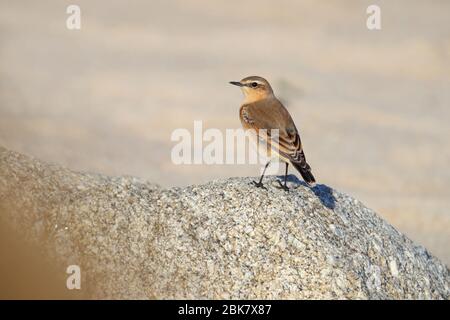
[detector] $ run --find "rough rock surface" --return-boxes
[0,146,448,299]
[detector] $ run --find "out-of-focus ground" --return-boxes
[0,0,449,264]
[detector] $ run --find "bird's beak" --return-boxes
[229,81,243,87]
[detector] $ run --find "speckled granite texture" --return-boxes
[0,146,448,299]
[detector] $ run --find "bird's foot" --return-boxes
[252,181,267,190]
[276,180,290,192]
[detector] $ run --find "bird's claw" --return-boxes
[276,180,290,192]
[252,181,267,190]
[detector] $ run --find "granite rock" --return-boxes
[0,146,448,299]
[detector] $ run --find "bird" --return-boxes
[229,76,316,190]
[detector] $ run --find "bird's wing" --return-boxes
[240,99,306,163]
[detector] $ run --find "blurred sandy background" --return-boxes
[0,0,449,265]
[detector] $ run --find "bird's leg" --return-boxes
[277,162,290,191]
[252,161,270,189]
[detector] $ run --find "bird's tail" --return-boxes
[291,160,316,186]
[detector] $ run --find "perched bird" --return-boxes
[230,76,316,190]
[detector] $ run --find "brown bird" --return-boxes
[230,76,316,190]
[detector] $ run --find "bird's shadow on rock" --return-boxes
[277,175,336,210]
[311,184,336,210]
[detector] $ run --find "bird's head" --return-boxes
[229,76,274,102]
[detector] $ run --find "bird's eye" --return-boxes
[251,82,258,88]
